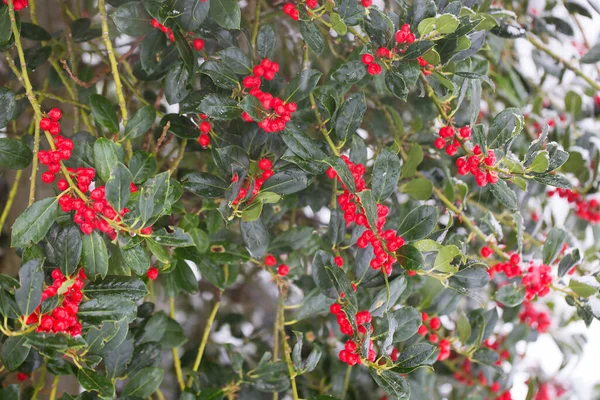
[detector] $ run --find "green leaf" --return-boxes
[56,226,82,276]
[324,157,356,192]
[449,267,490,289]
[84,276,148,301]
[399,142,423,178]
[90,94,120,133]
[0,88,16,129]
[15,258,44,318]
[20,22,51,41]
[111,2,153,36]
[329,12,347,35]
[385,70,408,100]
[199,93,241,120]
[434,245,461,273]
[78,295,137,325]
[397,205,438,241]
[558,249,581,277]
[403,40,434,59]
[0,336,30,371]
[123,367,164,397]
[495,283,526,307]
[121,244,151,275]
[106,162,133,213]
[396,343,436,369]
[397,245,424,271]
[82,231,109,280]
[282,127,328,161]
[94,137,124,182]
[364,7,394,46]
[543,227,567,265]
[581,42,600,63]
[182,172,228,198]
[473,348,499,366]
[565,90,582,115]
[528,151,549,173]
[140,30,166,75]
[200,60,239,89]
[174,0,210,31]
[151,227,194,247]
[0,7,10,44]
[239,95,266,122]
[138,171,170,225]
[334,92,366,142]
[210,0,241,29]
[358,190,378,232]
[0,137,32,169]
[369,368,410,398]
[77,368,115,399]
[457,313,471,344]
[418,17,436,36]
[284,69,322,103]
[533,173,572,189]
[11,197,60,248]
[569,277,599,297]
[262,168,310,195]
[487,107,524,150]
[218,47,252,75]
[489,180,518,212]
[435,14,460,34]
[257,24,276,59]
[123,106,155,140]
[130,151,157,184]
[165,63,191,105]
[241,219,269,259]
[331,60,366,84]
[300,20,324,54]
[401,178,432,200]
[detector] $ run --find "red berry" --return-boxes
[510,254,521,265]
[17,372,28,381]
[48,108,62,121]
[361,53,374,65]
[330,303,341,314]
[147,267,159,280]
[199,121,211,133]
[277,264,289,276]
[367,63,382,75]
[258,158,273,171]
[40,117,52,131]
[198,134,211,148]
[459,125,471,138]
[429,316,441,330]
[141,226,153,235]
[49,121,60,135]
[264,254,277,266]
[481,246,492,258]
[193,38,205,51]
[334,256,344,267]
[41,172,55,184]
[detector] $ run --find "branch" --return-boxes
[187,297,221,388]
[527,33,600,92]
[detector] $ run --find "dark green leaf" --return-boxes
[331,60,366,84]
[397,205,438,241]
[123,367,164,397]
[300,20,324,54]
[487,108,524,150]
[257,24,276,59]
[0,88,16,129]
[199,93,241,120]
[495,283,525,307]
[82,231,109,280]
[129,151,157,184]
[15,258,44,318]
[93,138,124,182]
[201,60,239,89]
[543,227,567,265]
[56,226,82,276]
[77,368,115,398]
[165,63,191,105]
[372,148,401,201]
[210,0,241,29]
[284,69,322,103]
[21,22,52,41]
[241,219,269,259]
[90,94,120,133]
[183,172,228,198]
[489,180,518,212]
[78,295,137,324]
[106,162,133,213]
[558,249,581,277]
[262,168,310,195]
[11,197,60,248]
[334,92,366,142]
[0,336,30,371]
[123,106,156,140]
[369,368,410,398]
[111,2,153,36]
[0,137,32,169]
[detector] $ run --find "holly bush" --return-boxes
[1,0,600,398]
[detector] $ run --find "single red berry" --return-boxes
[147,267,159,280]
[434,138,446,149]
[334,256,344,267]
[361,53,374,65]
[367,63,382,75]
[199,121,211,133]
[429,316,441,330]
[57,178,69,191]
[258,158,273,171]
[264,254,277,266]
[141,226,153,235]
[49,121,60,136]
[41,172,55,184]
[17,372,28,381]
[330,303,341,314]
[48,108,62,121]
[361,0,372,6]
[40,117,52,131]
[459,125,471,138]
[193,38,205,51]
[481,246,492,258]
[198,133,211,147]
[510,254,521,265]
[418,325,428,336]
[277,264,289,276]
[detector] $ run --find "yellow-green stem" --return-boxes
[0,169,23,234]
[187,299,221,387]
[278,296,300,400]
[49,375,60,400]
[170,298,186,391]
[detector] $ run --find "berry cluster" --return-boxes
[197,114,212,148]
[150,18,204,50]
[264,254,290,276]
[283,1,318,20]
[488,253,522,279]
[330,305,376,366]
[417,56,433,76]
[241,59,297,133]
[395,24,416,44]
[417,313,450,360]
[327,156,404,275]
[455,147,498,187]
[38,109,73,184]
[522,263,552,299]
[59,183,137,237]
[231,158,275,207]
[548,188,600,223]
[480,246,493,258]
[519,302,551,332]
[3,0,28,11]
[25,269,85,336]
[453,358,512,399]
[434,125,471,155]
[361,53,382,75]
